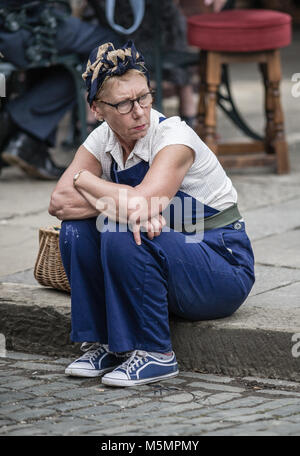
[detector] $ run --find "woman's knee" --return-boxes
[100,226,161,273]
[100,226,137,258]
[60,219,99,255]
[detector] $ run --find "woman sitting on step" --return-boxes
[48,40,255,387]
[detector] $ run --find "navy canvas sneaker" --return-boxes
[65,343,121,377]
[101,350,179,387]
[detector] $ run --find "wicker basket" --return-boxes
[34,226,71,293]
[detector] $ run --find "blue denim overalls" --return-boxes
[60,122,255,354]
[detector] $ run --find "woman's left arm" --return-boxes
[74,144,194,242]
[134,144,195,210]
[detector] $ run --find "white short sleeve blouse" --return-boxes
[83,108,237,211]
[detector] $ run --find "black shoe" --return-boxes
[0,110,16,151]
[0,156,9,175]
[1,132,66,180]
[0,110,17,174]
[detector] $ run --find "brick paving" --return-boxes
[0,351,300,436]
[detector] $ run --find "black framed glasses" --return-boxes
[98,91,155,114]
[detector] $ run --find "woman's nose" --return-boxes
[132,100,144,116]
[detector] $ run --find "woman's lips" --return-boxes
[133,124,146,131]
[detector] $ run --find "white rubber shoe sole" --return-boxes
[65,366,116,378]
[101,369,179,387]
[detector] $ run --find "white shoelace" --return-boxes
[78,343,106,362]
[118,350,148,374]
[80,342,104,352]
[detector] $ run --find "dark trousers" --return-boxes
[0,13,121,145]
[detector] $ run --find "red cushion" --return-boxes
[187,9,291,52]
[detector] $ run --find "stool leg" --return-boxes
[260,62,276,154]
[203,51,222,154]
[266,50,290,174]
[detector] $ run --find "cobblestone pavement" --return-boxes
[0,352,300,436]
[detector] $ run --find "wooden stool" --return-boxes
[187,9,292,174]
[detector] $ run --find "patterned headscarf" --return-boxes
[82,40,149,106]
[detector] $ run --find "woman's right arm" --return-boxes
[48,145,102,220]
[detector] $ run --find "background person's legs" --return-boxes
[0,11,121,178]
[6,67,76,147]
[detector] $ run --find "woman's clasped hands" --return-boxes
[130,213,167,245]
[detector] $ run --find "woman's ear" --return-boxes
[91,101,104,122]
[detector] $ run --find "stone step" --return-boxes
[1,282,299,382]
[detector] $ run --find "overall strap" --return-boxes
[110,115,167,182]
[110,159,119,183]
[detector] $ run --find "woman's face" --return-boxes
[92,72,152,151]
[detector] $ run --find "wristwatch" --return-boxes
[73,169,86,187]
